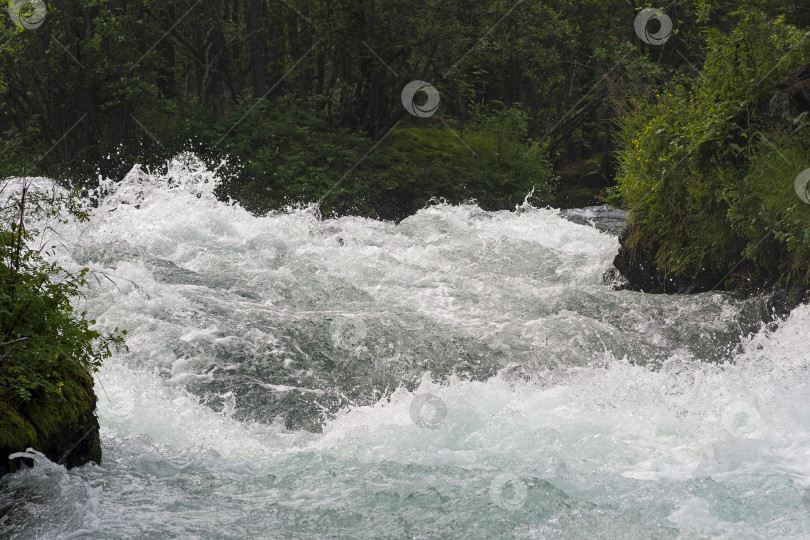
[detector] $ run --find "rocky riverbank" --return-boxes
[609,227,808,318]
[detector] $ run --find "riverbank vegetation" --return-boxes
[0,181,126,472]
[613,10,810,293]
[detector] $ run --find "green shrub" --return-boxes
[614,11,810,286]
[729,131,810,283]
[214,98,552,220]
[381,106,552,216]
[0,180,126,405]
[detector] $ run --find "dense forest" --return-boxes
[1,0,809,287]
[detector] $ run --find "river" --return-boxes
[2,154,810,538]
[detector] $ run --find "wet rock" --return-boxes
[610,227,809,319]
[766,278,808,319]
[610,228,723,294]
[560,205,628,236]
[610,228,661,292]
[0,365,101,476]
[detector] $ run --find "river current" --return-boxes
[2,154,810,538]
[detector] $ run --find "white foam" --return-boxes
[7,155,810,537]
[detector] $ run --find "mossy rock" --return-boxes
[0,363,101,476]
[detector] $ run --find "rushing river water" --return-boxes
[2,154,810,538]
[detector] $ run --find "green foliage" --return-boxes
[729,132,810,283]
[381,104,552,215]
[209,98,551,220]
[614,11,810,285]
[0,0,671,213]
[0,181,127,405]
[2,0,808,251]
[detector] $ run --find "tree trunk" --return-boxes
[247,0,267,97]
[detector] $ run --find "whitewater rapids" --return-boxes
[2,154,810,538]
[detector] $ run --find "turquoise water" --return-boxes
[2,154,810,538]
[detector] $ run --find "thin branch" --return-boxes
[0,337,29,348]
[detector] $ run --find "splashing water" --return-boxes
[2,154,810,538]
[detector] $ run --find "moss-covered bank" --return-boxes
[0,360,101,476]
